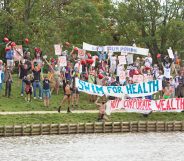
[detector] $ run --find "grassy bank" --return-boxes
[1,112,184,126]
[0,75,96,112]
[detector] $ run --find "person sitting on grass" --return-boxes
[95,97,109,121]
[58,80,72,113]
[42,75,51,107]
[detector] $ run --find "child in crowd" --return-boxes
[23,74,34,102]
[42,75,51,107]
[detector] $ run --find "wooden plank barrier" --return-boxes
[0,121,184,137]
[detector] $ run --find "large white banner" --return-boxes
[83,42,149,56]
[106,98,184,115]
[75,78,162,98]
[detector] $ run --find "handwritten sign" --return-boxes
[58,56,67,67]
[14,45,23,61]
[54,44,62,55]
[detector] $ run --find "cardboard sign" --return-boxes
[54,44,62,55]
[78,49,86,59]
[133,75,144,83]
[167,49,174,59]
[119,70,126,84]
[58,56,67,67]
[14,45,23,61]
[118,56,126,64]
[126,54,133,64]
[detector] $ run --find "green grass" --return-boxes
[1,112,184,125]
[0,75,96,112]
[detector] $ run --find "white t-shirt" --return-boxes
[0,71,2,83]
[164,67,171,79]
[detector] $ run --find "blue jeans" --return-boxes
[33,81,42,97]
[21,79,25,94]
[0,83,2,93]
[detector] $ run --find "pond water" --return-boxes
[0,132,183,161]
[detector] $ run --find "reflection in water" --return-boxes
[0,133,183,161]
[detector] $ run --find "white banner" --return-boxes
[83,42,149,56]
[76,78,162,98]
[106,98,184,114]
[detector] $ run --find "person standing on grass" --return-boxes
[95,97,108,121]
[58,80,72,113]
[0,64,4,95]
[19,62,31,96]
[32,61,42,99]
[42,75,51,107]
[4,66,12,98]
[71,69,80,108]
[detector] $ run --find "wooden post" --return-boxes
[40,124,43,135]
[173,121,175,131]
[156,121,158,132]
[58,124,61,135]
[103,122,105,133]
[67,124,70,134]
[146,121,148,132]
[93,122,96,133]
[182,121,184,131]
[76,123,79,134]
[129,122,132,132]
[13,124,15,136]
[21,124,24,136]
[84,123,87,133]
[49,124,52,135]
[164,122,167,132]
[137,121,140,132]
[30,124,33,135]
[3,125,6,137]
[112,122,114,133]
[120,122,123,132]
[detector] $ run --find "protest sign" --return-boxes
[119,70,126,84]
[133,75,144,83]
[106,98,184,114]
[58,56,67,67]
[118,56,126,64]
[83,42,149,56]
[167,48,174,59]
[78,49,86,59]
[54,44,62,55]
[76,78,162,98]
[14,45,23,61]
[126,54,133,64]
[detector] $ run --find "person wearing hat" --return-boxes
[4,66,12,98]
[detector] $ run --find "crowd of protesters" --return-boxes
[0,38,183,120]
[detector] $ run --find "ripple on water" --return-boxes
[0,132,183,161]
